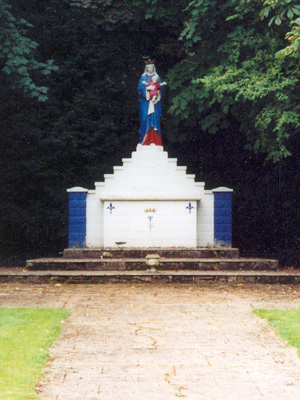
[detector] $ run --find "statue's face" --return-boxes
[146,64,155,74]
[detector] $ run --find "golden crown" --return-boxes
[144,208,157,213]
[142,55,155,65]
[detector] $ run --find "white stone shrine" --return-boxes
[67,144,233,248]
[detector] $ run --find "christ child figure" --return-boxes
[143,75,167,102]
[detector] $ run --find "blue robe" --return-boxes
[137,74,165,144]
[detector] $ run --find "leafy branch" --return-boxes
[0,0,58,100]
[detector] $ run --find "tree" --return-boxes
[166,0,300,162]
[0,0,144,260]
[276,17,300,59]
[1,0,300,266]
[0,0,58,100]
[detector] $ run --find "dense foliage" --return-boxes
[166,0,300,162]
[0,0,59,100]
[1,0,300,265]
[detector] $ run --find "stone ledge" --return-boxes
[0,269,299,284]
[62,247,241,259]
[26,257,278,271]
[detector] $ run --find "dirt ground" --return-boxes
[1,282,300,400]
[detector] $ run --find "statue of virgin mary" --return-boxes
[137,58,166,145]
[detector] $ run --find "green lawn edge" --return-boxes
[253,309,300,357]
[0,307,69,400]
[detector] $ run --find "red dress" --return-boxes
[147,80,161,100]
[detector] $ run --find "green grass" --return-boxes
[253,309,300,356]
[0,307,69,400]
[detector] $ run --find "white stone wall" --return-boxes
[83,144,215,248]
[86,191,104,248]
[103,200,197,247]
[197,191,214,247]
[96,144,204,201]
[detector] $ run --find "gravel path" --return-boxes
[1,282,300,399]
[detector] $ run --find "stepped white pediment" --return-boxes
[94,144,204,200]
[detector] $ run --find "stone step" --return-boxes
[26,257,279,271]
[0,268,299,285]
[62,247,240,260]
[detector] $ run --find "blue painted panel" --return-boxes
[68,193,87,201]
[69,216,86,224]
[68,200,86,209]
[215,192,232,201]
[69,207,87,217]
[68,192,87,248]
[214,200,232,209]
[215,232,232,242]
[68,234,85,248]
[69,223,86,232]
[214,208,232,217]
[69,232,85,240]
[215,216,230,224]
[214,191,232,246]
[214,231,232,241]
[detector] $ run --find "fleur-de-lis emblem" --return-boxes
[186,202,194,214]
[107,203,115,214]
